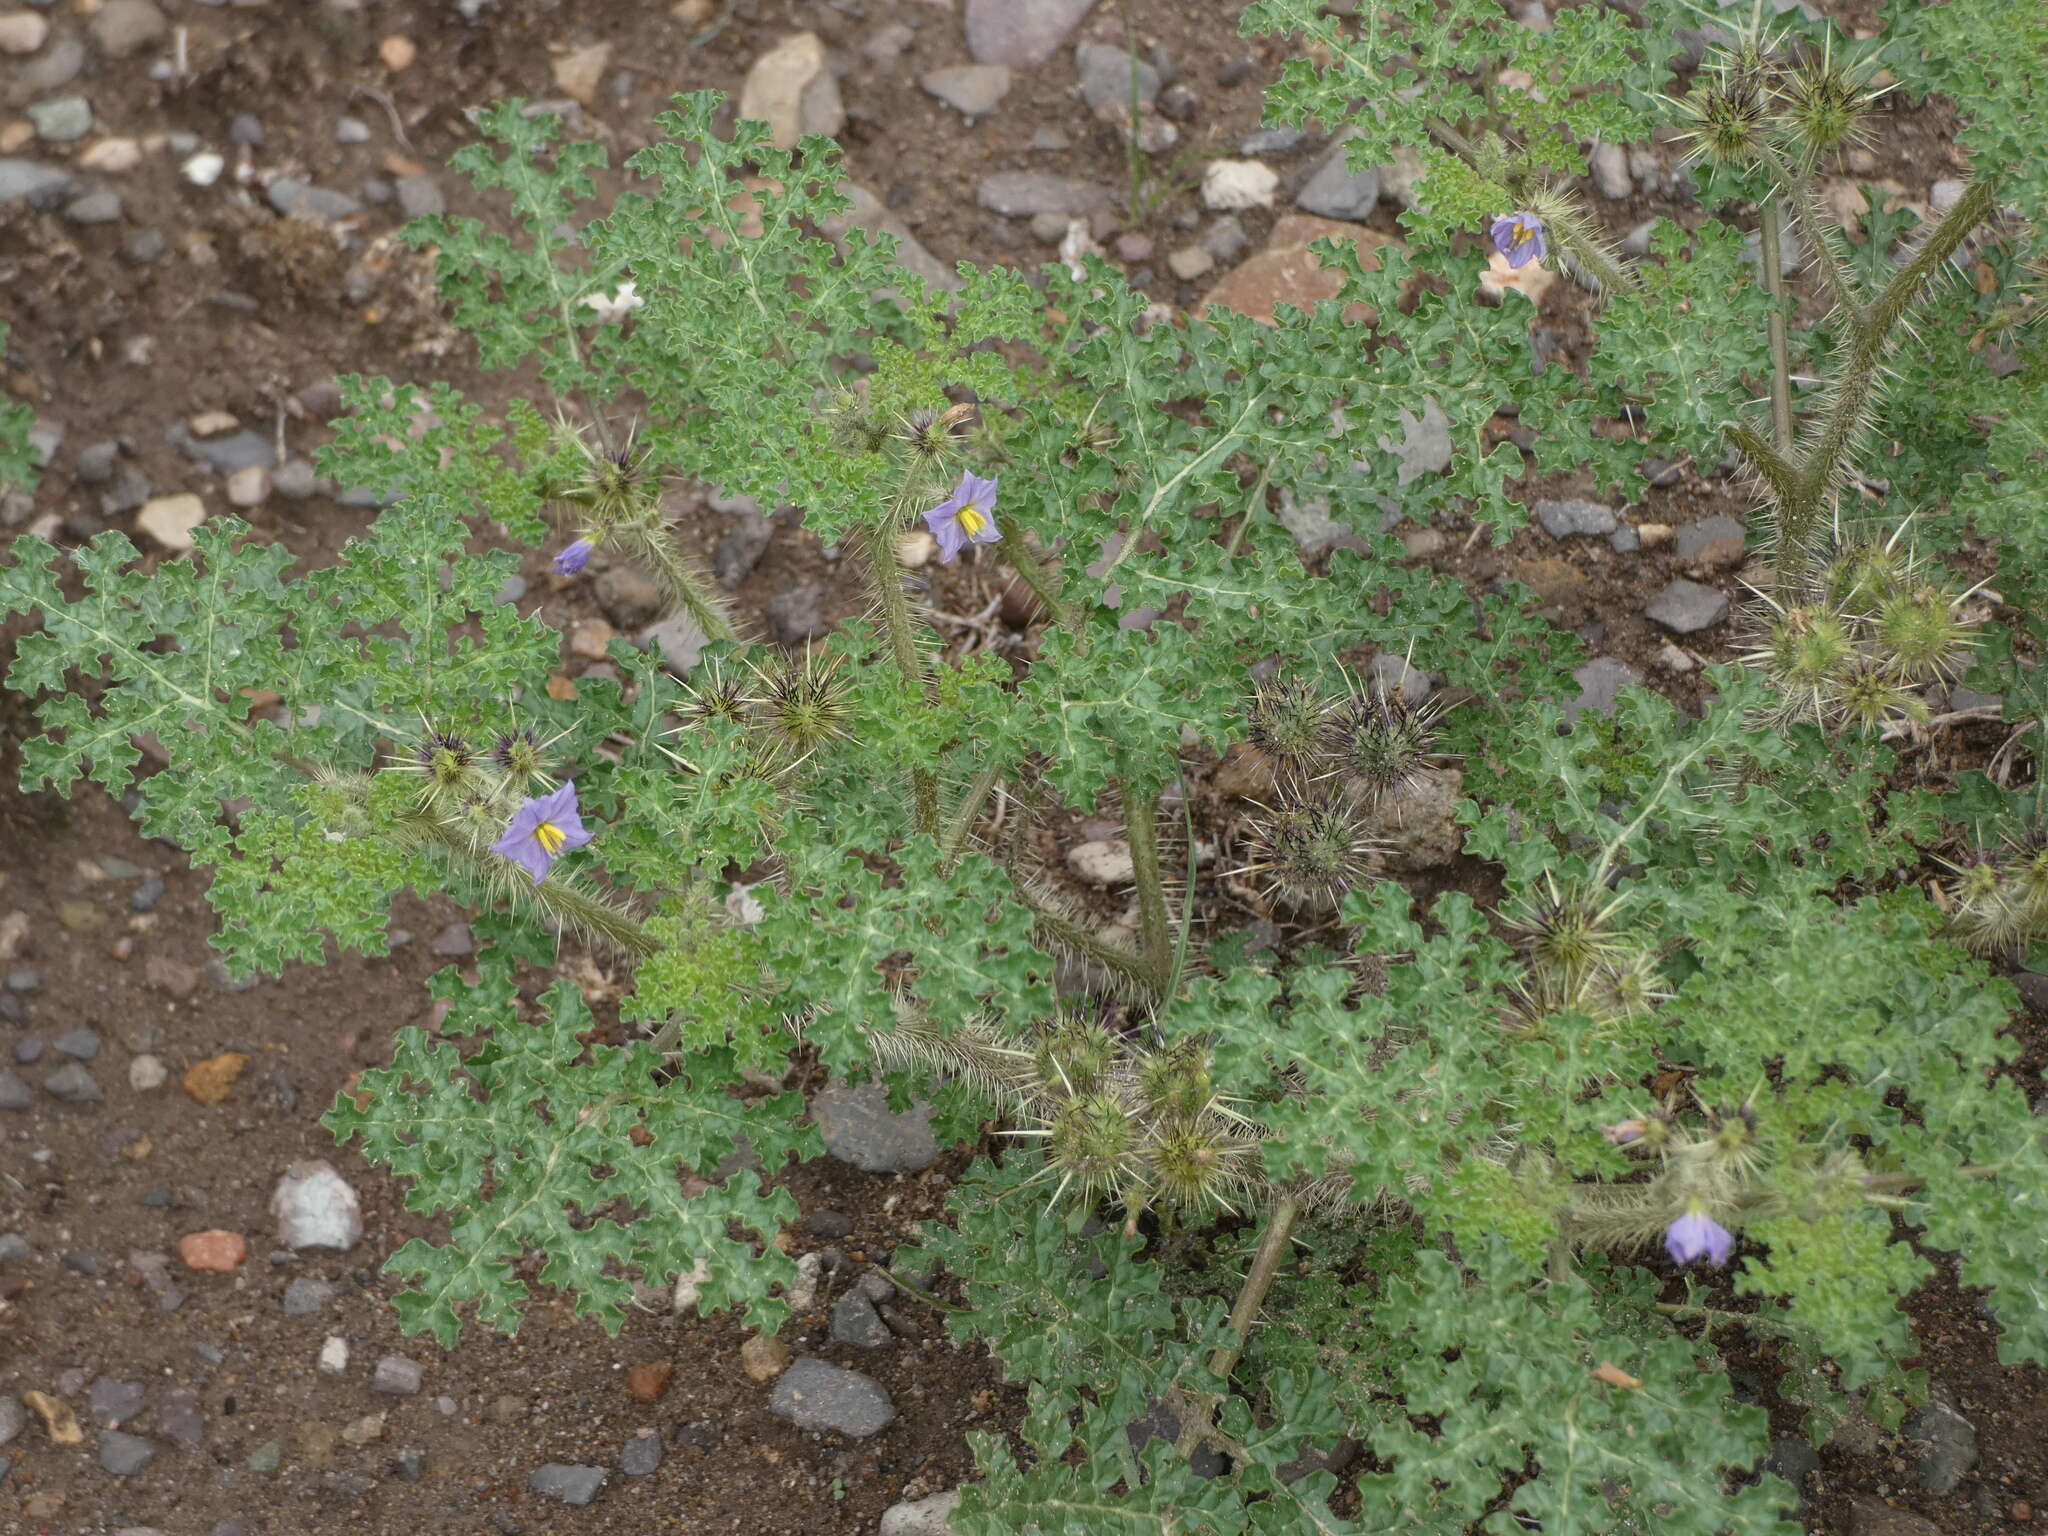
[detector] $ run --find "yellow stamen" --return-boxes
[534,821,566,854]
[956,504,987,538]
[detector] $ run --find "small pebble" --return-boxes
[372,1356,422,1396]
[619,1428,662,1477]
[52,1027,99,1060]
[318,1335,349,1374]
[178,1230,248,1271]
[530,1464,606,1506]
[282,1275,337,1315]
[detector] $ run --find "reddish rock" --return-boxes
[178,1230,249,1272]
[146,953,201,1000]
[625,1360,674,1403]
[1201,216,1400,326]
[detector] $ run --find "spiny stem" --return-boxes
[1017,885,1165,999]
[1122,780,1175,982]
[863,508,942,838]
[1759,196,1795,454]
[1762,142,1867,332]
[1173,1196,1301,1460]
[613,517,738,644]
[940,762,1003,876]
[1002,532,1079,635]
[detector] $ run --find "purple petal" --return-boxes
[553,538,595,576]
[1664,1211,1734,1267]
[492,824,551,884]
[925,506,967,563]
[958,471,1000,510]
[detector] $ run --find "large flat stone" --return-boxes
[1200,215,1399,325]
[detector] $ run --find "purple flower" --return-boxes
[922,471,1002,564]
[553,538,596,577]
[491,780,595,884]
[1664,1206,1734,1267]
[1490,211,1548,269]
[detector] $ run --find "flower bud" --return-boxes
[1243,675,1334,775]
[1237,792,1386,909]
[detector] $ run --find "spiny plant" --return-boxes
[4,0,2047,1529]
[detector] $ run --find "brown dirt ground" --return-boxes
[2,0,2042,1532]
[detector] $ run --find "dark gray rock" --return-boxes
[99,1429,156,1475]
[165,424,276,475]
[283,1275,336,1315]
[976,172,1111,216]
[1127,1396,1227,1478]
[807,1209,853,1239]
[373,1356,423,1396]
[75,440,120,482]
[89,1376,146,1427]
[64,189,123,225]
[811,1080,938,1173]
[155,1386,203,1448]
[1295,130,1380,221]
[1673,513,1745,561]
[1608,527,1640,554]
[230,114,265,146]
[919,64,1013,117]
[43,1061,102,1102]
[52,1027,100,1060]
[0,1072,31,1110]
[27,95,91,142]
[429,922,472,958]
[1075,43,1159,112]
[674,1417,720,1450]
[766,1357,896,1438]
[122,229,166,264]
[393,175,444,219]
[1765,1435,1819,1494]
[830,1290,893,1349]
[1906,1399,1978,1495]
[529,1463,606,1505]
[272,459,318,499]
[0,1395,28,1445]
[714,507,773,587]
[1240,125,1306,155]
[1644,578,1730,635]
[619,1428,662,1476]
[0,158,75,208]
[1562,657,1644,722]
[391,1446,426,1481]
[639,613,708,675]
[964,0,1095,68]
[1535,499,1618,539]
[765,583,827,646]
[265,177,362,221]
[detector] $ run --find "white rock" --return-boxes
[739,31,843,151]
[226,465,270,507]
[882,1489,966,1536]
[0,11,48,54]
[79,137,143,173]
[1589,141,1632,200]
[1202,159,1278,212]
[1066,839,1135,886]
[723,882,765,926]
[787,1249,824,1311]
[181,151,224,187]
[128,1054,167,1091]
[671,1257,712,1314]
[1167,245,1214,281]
[135,493,206,551]
[318,1335,350,1374]
[271,1160,364,1251]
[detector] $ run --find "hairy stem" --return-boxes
[1003,531,1079,635]
[863,520,942,838]
[1122,781,1175,982]
[1017,885,1165,998]
[1761,144,1866,332]
[1173,1196,1302,1460]
[1758,196,1795,454]
[940,761,1003,875]
[613,518,738,644]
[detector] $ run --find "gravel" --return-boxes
[373,1356,423,1396]
[89,1377,146,1427]
[1535,499,1619,539]
[43,1062,102,1101]
[619,1427,662,1477]
[1294,130,1380,221]
[52,1027,99,1059]
[976,172,1111,216]
[1644,577,1730,634]
[0,1072,31,1110]
[766,1357,897,1438]
[99,1430,156,1476]
[1906,1398,1978,1495]
[810,1080,939,1174]
[830,1290,893,1349]
[529,1463,607,1505]
[264,177,362,221]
